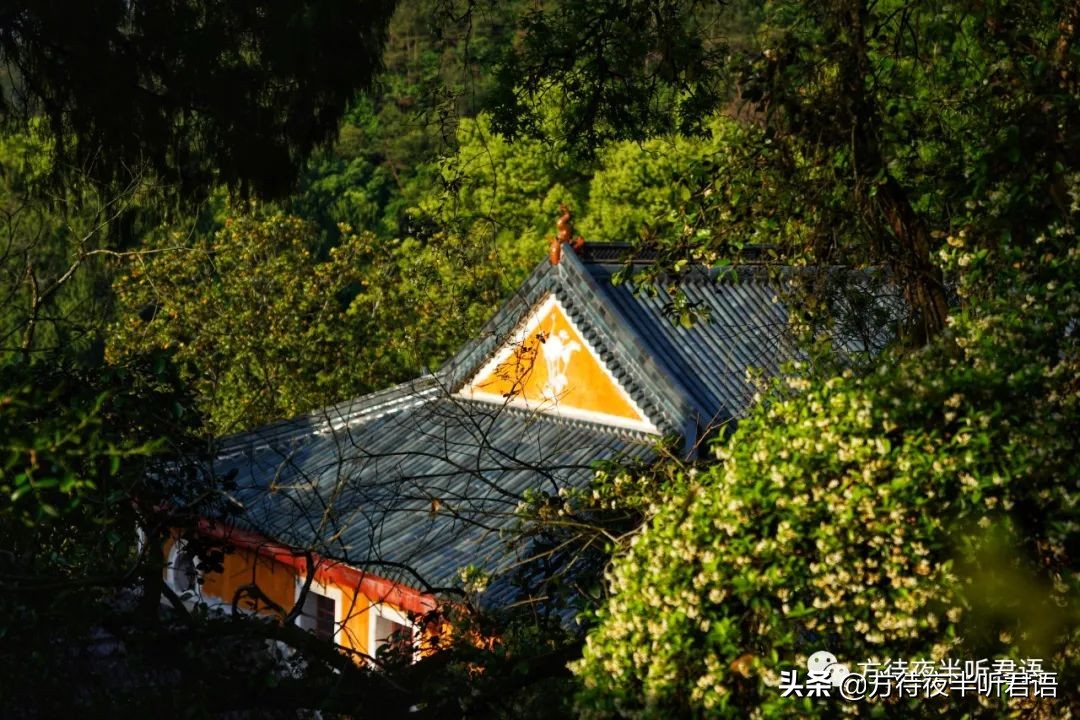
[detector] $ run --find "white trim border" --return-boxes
[367,602,420,664]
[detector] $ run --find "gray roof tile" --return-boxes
[216,397,657,592]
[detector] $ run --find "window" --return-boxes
[295,578,342,644]
[374,613,413,655]
[368,604,417,662]
[314,593,336,641]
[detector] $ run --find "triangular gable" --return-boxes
[457,294,659,433]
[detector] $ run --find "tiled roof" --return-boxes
[585,263,796,430]
[212,244,799,600]
[216,396,657,595]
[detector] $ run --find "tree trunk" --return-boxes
[841,0,950,344]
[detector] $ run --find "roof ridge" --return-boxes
[432,249,711,446]
[215,376,443,457]
[556,250,704,450]
[436,258,557,389]
[575,242,777,266]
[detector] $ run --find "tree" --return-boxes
[487,0,1079,346]
[0,0,397,199]
[0,354,205,712]
[414,113,588,252]
[108,203,530,433]
[0,353,455,717]
[108,209,380,433]
[572,219,1079,717]
[0,129,154,361]
[487,0,735,151]
[402,4,1079,713]
[4,0,1076,715]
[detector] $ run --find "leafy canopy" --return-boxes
[0,0,396,199]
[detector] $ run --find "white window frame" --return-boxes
[165,539,203,601]
[367,603,419,663]
[294,576,344,645]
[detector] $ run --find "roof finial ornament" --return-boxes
[548,203,586,265]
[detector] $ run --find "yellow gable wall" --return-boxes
[165,536,406,658]
[461,295,655,431]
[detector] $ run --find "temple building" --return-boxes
[167,218,797,660]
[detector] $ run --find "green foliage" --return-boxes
[577,116,803,262]
[477,0,1079,343]
[289,0,528,245]
[351,230,528,380]
[108,205,530,433]
[572,230,1079,717]
[108,209,381,433]
[416,113,588,251]
[291,114,410,247]
[0,358,178,551]
[489,0,739,152]
[1,1,1075,715]
[0,0,396,200]
[0,129,143,361]
[580,131,727,245]
[0,354,212,710]
[415,112,772,254]
[0,355,417,717]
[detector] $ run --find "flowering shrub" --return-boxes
[573,238,1078,717]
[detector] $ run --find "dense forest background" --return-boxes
[0,0,1076,717]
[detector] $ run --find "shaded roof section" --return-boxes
[213,243,799,599]
[215,395,656,596]
[584,262,796,430]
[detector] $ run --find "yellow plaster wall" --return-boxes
[207,545,295,615]
[337,588,375,655]
[165,538,427,658]
[467,301,645,423]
